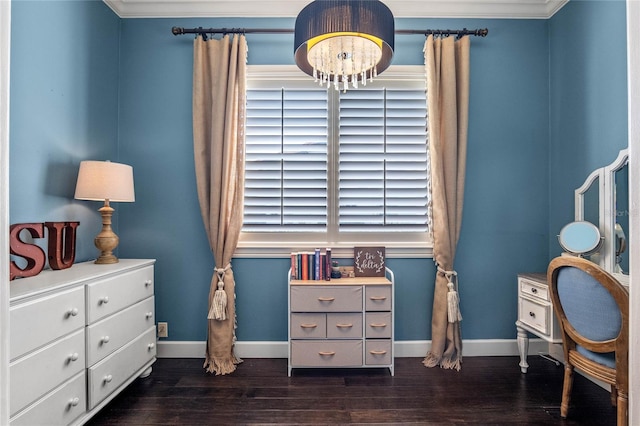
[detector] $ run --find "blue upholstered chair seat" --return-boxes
[576,345,616,369]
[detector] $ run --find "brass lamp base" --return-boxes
[94,202,120,264]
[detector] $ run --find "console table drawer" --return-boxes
[518,297,550,336]
[10,372,86,426]
[366,340,392,365]
[10,286,85,361]
[291,286,362,312]
[327,313,362,338]
[365,286,392,311]
[10,329,85,416]
[86,297,155,365]
[290,313,326,339]
[290,340,362,367]
[365,312,392,338]
[86,266,154,323]
[519,277,549,302]
[88,326,156,409]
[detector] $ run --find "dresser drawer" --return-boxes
[290,340,362,367]
[290,313,326,339]
[519,297,551,336]
[86,266,154,323]
[365,285,392,311]
[290,286,362,312]
[10,372,86,426]
[365,312,392,338]
[365,340,392,365]
[327,313,362,339]
[88,326,156,409]
[86,297,155,365]
[519,277,549,302]
[10,286,85,361]
[10,329,85,417]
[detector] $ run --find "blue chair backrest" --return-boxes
[557,266,622,342]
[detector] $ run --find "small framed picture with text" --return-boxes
[354,247,385,277]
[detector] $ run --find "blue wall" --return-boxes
[9,1,627,346]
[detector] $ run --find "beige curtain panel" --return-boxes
[423,35,470,371]
[192,34,247,375]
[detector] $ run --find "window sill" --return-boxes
[234,241,433,259]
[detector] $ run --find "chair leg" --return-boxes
[560,365,574,419]
[611,385,618,407]
[617,390,628,426]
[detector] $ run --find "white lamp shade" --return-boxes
[74,160,135,202]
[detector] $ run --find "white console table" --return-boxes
[9,259,156,425]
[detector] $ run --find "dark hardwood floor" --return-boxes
[86,356,616,425]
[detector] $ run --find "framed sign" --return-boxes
[354,247,385,277]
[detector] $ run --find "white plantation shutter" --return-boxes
[244,88,328,232]
[339,88,429,232]
[242,66,431,248]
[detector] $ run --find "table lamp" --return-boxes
[74,160,135,264]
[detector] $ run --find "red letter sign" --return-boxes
[10,223,46,280]
[45,221,80,270]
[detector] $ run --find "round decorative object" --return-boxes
[558,221,603,255]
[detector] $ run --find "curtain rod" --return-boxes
[171,26,488,38]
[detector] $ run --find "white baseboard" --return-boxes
[157,338,550,359]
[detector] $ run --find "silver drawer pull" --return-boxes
[300,323,318,329]
[145,311,154,319]
[370,296,387,301]
[318,351,336,356]
[66,307,79,317]
[336,323,353,328]
[101,336,110,345]
[317,297,335,302]
[99,296,109,305]
[531,288,538,294]
[67,352,79,362]
[68,397,80,407]
[103,374,113,383]
[529,312,536,318]
[370,323,387,328]
[369,350,387,355]
[145,279,153,287]
[148,343,156,351]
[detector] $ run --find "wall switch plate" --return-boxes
[157,322,168,338]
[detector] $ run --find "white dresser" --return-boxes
[515,272,562,373]
[288,268,394,376]
[9,259,156,425]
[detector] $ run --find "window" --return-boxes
[239,66,432,257]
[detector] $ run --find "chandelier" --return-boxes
[294,0,395,92]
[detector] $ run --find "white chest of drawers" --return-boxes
[515,272,562,373]
[9,259,156,425]
[288,268,394,376]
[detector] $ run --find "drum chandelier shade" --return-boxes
[294,0,394,91]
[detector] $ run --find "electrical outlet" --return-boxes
[157,322,168,338]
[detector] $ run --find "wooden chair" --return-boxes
[547,256,628,426]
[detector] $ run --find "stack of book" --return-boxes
[290,248,332,281]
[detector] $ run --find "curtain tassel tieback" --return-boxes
[209,264,231,321]
[438,266,462,323]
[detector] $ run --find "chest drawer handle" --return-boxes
[317,297,335,302]
[145,311,154,319]
[99,296,109,305]
[67,352,79,362]
[369,350,387,355]
[148,343,156,351]
[531,288,538,294]
[101,336,110,345]
[68,397,80,408]
[529,312,536,318]
[318,351,336,356]
[103,374,113,383]
[145,279,153,287]
[336,323,353,328]
[370,296,387,301]
[66,307,79,317]
[300,323,318,329]
[370,323,387,328]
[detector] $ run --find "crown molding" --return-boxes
[103,0,569,19]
